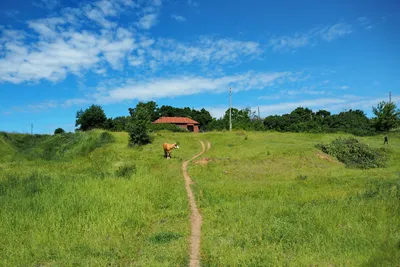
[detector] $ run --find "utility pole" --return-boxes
[389,91,392,103]
[31,124,33,135]
[229,88,232,131]
[258,106,260,119]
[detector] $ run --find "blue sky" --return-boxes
[0,0,399,134]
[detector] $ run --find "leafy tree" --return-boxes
[54,128,65,135]
[316,109,331,118]
[75,105,107,131]
[324,109,373,136]
[129,101,159,122]
[103,118,115,131]
[372,101,400,132]
[127,102,152,146]
[113,116,129,132]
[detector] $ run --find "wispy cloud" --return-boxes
[33,0,60,10]
[357,17,373,30]
[187,0,199,7]
[94,71,295,103]
[268,22,353,52]
[136,0,162,30]
[171,14,186,22]
[145,37,261,69]
[3,10,20,19]
[136,14,158,29]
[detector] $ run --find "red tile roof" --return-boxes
[152,117,200,124]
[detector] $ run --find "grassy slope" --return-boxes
[0,131,201,266]
[1,131,399,266]
[190,132,400,266]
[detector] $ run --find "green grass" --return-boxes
[190,131,400,266]
[0,130,201,266]
[1,130,399,266]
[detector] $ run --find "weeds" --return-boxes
[115,164,137,179]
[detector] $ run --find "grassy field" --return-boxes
[190,132,400,266]
[1,130,399,266]
[0,130,199,266]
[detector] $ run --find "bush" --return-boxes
[54,128,65,135]
[148,123,187,132]
[316,137,388,169]
[127,121,152,146]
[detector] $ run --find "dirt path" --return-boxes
[182,140,210,267]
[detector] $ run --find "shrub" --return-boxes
[54,128,65,135]
[127,121,152,146]
[316,137,388,169]
[148,123,187,132]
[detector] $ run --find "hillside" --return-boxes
[0,131,399,266]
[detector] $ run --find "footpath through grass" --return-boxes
[0,130,200,266]
[189,131,400,266]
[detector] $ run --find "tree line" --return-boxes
[69,100,400,145]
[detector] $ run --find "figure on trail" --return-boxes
[384,135,389,145]
[163,143,179,159]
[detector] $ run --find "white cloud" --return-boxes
[320,23,352,41]
[171,14,186,22]
[269,22,353,51]
[85,7,116,28]
[93,71,294,103]
[136,14,158,30]
[27,100,58,111]
[0,0,259,84]
[135,0,163,30]
[145,37,261,68]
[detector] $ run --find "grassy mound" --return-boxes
[316,137,388,169]
[0,130,115,161]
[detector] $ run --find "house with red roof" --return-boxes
[152,117,200,132]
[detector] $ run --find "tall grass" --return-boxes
[0,130,200,266]
[190,132,400,266]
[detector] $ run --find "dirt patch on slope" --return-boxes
[193,158,214,165]
[316,151,339,163]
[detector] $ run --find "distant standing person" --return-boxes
[384,135,388,145]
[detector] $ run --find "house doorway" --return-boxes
[187,125,194,132]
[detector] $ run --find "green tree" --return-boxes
[113,116,129,132]
[75,105,107,131]
[129,101,159,122]
[54,128,65,135]
[127,102,152,146]
[372,101,400,132]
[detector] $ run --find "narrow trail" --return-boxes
[182,140,210,267]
